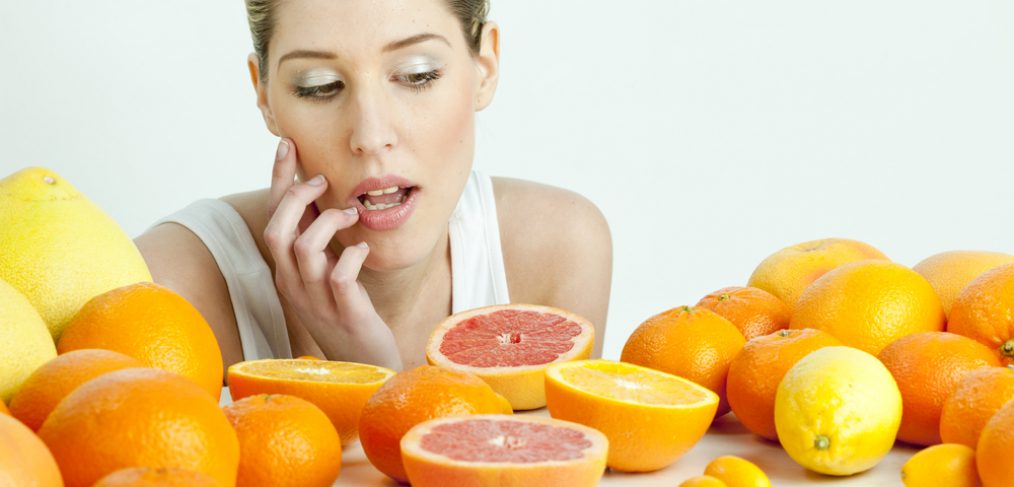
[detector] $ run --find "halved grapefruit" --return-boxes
[227,359,395,446]
[400,414,607,487]
[426,304,595,410]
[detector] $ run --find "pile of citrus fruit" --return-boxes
[4,165,1014,487]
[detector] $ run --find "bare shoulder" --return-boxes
[492,177,612,357]
[133,189,271,376]
[221,188,273,262]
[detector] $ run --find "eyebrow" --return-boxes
[277,33,451,69]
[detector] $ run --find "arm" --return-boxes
[495,178,613,358]
[134,222,245,382]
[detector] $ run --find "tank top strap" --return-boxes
[448,171,511,313]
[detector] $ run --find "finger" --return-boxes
[294,208,360,308]
[329,242,373,321]
[267,138,296,218]
[263,175,329,296]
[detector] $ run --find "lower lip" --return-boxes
[357,188,419,231]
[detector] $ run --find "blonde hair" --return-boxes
[245,0,490,81]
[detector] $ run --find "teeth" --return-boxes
[366,186,399,197]
[362,200,404,211]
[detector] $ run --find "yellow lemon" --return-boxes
[774,346,901,476]
[0,277,57,401]
[901,443,979,487]
[0,167,151,339]
[704,455,771,487]
[680,476,728,487]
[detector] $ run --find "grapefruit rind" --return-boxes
[544,359,719,472]
[426,304,595,411]
[401,414,607,487]
[227,359,395,446]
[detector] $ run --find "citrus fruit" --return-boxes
[878,332,999,445]
[0,400,8,416]
[940,365,1014,448]
[358,365,513,483]
[9,349,144,430]
[37,367,239,487]
[92,467,222,487]
[913,250,1014,317]
[228,358,395,445]
[425,304,594,411]
[727,328,841,441]
[223,394,341,487]
[620,306,745,416]
[790,260,945,355]
[0,167,152,340]
[901,443,979,487]
[948,263,1014,365]
[775,346,902,476]
[680,476,728,487]
[57,282,224,397]
[703,455,771,487]
[696,286,790,340]
[976,399,1014,487]
[0,276,56,402]
[545,359,719,472]
[400,414,607,487]
[0,413,63,487]
[747,238,888,312]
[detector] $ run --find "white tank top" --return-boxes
[151,170,510,360]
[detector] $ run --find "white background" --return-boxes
[2,1,1012,360]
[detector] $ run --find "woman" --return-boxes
[135,0,612,376]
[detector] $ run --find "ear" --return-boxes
[248,53,280,135]
[474,21,500,111]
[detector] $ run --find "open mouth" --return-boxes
[356,185,417,211]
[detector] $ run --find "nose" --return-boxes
[348,84,397,156]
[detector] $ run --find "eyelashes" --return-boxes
[292,69,443,102]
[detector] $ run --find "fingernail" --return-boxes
[343,207,358,216]
[307,175,324,186]
[275,139,289,160]
[357,241,369,250]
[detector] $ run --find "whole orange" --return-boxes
[620,306,746,417]
[697,287,790,340]
[93,467,221,487]
[790,261,945,355]
[0,413,62,487]
[726,328,842,441]
[37,367,239,487]
[949,263,1014,365]
[57,282,224,397]
[223,394,342,487]
[747,238,888,312]
[976,398,1014,487]
[358,365,512,483]
[9,349,144,430]
[877,332,999,446]
[913,250,1014,317]
[940,365,1014,448]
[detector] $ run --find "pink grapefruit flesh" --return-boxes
[426,304,595,410]
[401,414,607,487]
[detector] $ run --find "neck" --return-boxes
[350,230,451,325]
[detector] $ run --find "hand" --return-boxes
[262,138,402,370]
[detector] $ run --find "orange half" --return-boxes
[426,304,595,410]
[227,359,395,445]
[545,359,719,472]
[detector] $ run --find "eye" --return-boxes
[395,70,442,92]
[293,80,345,100]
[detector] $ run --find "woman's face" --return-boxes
[252,0,498,271]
